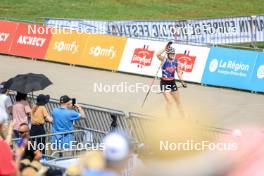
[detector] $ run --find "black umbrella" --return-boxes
[4,73,52,94]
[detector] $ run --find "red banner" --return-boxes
[0,20,19,54]
[9,23,52,59]
[131,45,154,68]
[176,51,196,72]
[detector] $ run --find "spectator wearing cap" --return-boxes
[103,133,131,176]
[12,93,31,138]
[0,84,12,122]
[30,94,53,153]
[52,95,85,149]
[83,133,131,176]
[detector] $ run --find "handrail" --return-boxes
[12,129,86,142]
[129,112,233,135]
[39,96,126,116]
[74,125,107,134]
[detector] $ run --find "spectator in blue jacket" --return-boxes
[52,95,85,149]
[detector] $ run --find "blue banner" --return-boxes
[202,47,258,90]
[250,53,264,92]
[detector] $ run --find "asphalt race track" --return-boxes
[1,55,263,129]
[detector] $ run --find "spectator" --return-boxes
[102,133,131,176]
[80,151,105,172]
[109,114,118,132]
[18,123,42,162]
[52,95,85,149]
[0,84,12,121]
[83,133,131,176]
[12,93,31,138]
[20,159,49,176]
[0,109,17,176]
[65,165,82,176]
[30,94,53,153]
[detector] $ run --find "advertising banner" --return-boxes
[9,23,52,58]
[78,34,127,70]
[118,38,167,77]
[45,30,88,64]
[173,44,210,83]
[119,39,209,83]
[201,47,258,90]
[255,15,264,42]
[0,20,19,54]
[250,53,264,92]
[45,15,264,44]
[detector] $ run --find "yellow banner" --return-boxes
[45,31,87,64]
[78,34,127,70]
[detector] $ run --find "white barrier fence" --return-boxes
[44,15,264,44]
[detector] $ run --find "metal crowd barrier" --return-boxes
[8,93,236,176]
[74,126,107,144]
[9,93,128,134]
[12,130,85,156]
[74,104,129,133]
[126,113,156,144]
[43,97,129,134]
[12,128,107,157]
[128,112,233,144]
[9,93,233,146]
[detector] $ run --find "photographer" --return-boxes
[51,95,85,149]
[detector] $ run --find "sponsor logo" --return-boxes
[0,33,9,42]
[257,65,264,79]
[176,51,196,72]
[17,35,46,47]
[53,41,78,54]
[209,58,250,73]
[89,46,116,59]
[219,60,249,72]
[209,58,219,72]
[131,45,154,68]
[208,58,250,77]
